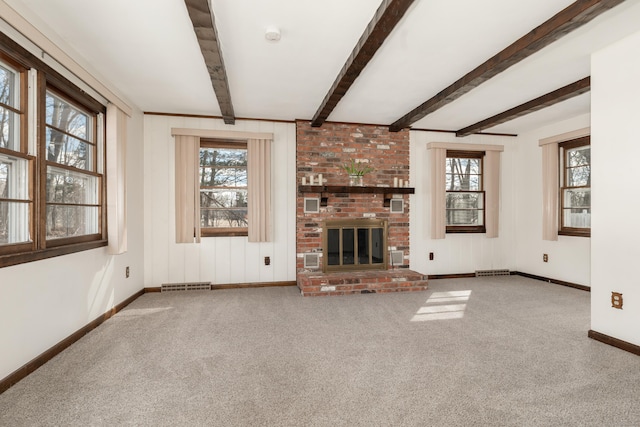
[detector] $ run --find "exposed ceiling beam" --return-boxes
[184,0,235,124]
[389,0,624,132]
[311,0,416,127]
[455,77,591,137]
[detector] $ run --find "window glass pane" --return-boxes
[446,193,484,226]
[446,157,481,191]
[445,158,480,174]
[200,189,247,210]
[561,141,589,233]
[371,228,384,263]
[199,146,248,232]
[563,184,590,228]
[446,173,481,191]
[563,188,590,209]
[46,205,98,239]
[567,146,590,167]
[46,128,93,170]
[327,229,340,266]
[45,93,90,140]
[46,167,98,204]
[200,189,248,228]
[200,208,248,228]
[0,107,20,151]
[200,166,247,188]
[200,147,246,167]
[567,165,590,187]
[447,209,484,226]
[0,201,30,245]
[0,63,18,107]
[0,155,29,200]
[342,228,354,265]
[357,228,369,264]
[447,192,484,209]
[563,208,591,228]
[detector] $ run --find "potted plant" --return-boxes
[341,159,374,186]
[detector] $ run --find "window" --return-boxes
[0,55,31,254]
[174,130,272,243]
[199,139,248,236]
[45,90,101,243]
[0,44,107,267]
[559,136,590,236]
[445,150,485,233]
[0,60,23,152]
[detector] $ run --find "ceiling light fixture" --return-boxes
[265,26,281,42]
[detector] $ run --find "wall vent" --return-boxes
[303,253,320,269]
[475,269,510,277]
[390,250,404,266]
[304,198,320,214]
[390,198,404,213]
[161,282,212,292]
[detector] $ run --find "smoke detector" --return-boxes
[265,26,281,42]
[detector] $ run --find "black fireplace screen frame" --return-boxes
[322,218,388,272]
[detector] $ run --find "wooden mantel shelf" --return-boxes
[298,185,415,207]
[299,185,415,194]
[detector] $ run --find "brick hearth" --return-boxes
[297,270,428,297]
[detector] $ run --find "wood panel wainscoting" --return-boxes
[143,281,297,292]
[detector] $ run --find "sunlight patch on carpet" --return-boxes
[411,290,471,322]
[115,307,174,317]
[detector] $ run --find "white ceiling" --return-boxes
[5,0,640,135]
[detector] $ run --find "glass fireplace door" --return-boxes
[323,219,387,272]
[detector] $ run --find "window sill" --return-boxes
[0,239,108,268]
[559,230,590,238]
[446,226,486,234]
[201,228,248,238]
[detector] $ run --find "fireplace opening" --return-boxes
[322,219,388,272]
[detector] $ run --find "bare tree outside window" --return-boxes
[0,45,106,265]
[445,151,485,233]
[560,137,590,235]
[0,60,30,247]
[0,63,19,151]
[199,142,248,235]
[45,92,98,240]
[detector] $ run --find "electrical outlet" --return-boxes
[611,292,623,309]
[264,256,271,266]
[543,254,548,263]
[125,266,130,278]
[429,252,434,261]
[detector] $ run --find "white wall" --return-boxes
[591,30,640,346]
[0,108,146,381]
[143,115,297,287]
[410,131,517,276]
[514,114,591,286]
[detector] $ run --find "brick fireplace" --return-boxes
[295,120,427,296]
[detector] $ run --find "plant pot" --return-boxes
[349,175,364,186]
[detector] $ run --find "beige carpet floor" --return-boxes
[1,276,639,426]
